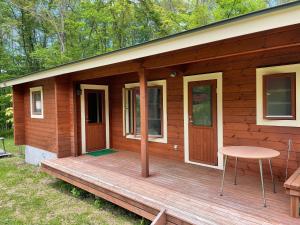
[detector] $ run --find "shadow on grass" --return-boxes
[50,179,151,225]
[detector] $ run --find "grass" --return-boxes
[0,138,150,225]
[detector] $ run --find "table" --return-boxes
[220,146,280,207]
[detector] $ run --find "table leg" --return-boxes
[269,159,276,193]
[234,157,238,185]
[259,159,267,207]
[220,155,227,196]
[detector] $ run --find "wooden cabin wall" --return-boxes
[13,76,77,157]
[11,23,300,179]
[22,78,57,153]
[100,48,300,179]
[108,71,184,161]
[13,85,25,145]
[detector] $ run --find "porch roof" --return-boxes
[1,1,300,88]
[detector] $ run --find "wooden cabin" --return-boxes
[2,2,300,224]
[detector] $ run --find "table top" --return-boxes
[221,146,280,159]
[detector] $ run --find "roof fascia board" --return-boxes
[1,4,300,87]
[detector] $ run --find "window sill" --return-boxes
[31,115,44,119]
[125,134,167,143]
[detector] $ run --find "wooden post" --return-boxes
[139,67,149,177]
[151,209,167,225]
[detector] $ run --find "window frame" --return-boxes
[256,63,300,127]
[263,73,296,120]
[123,80,167,143]
[85,90,105,124]
[131,85,164,138]
[30,86,44,119]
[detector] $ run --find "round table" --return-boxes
[220,146,280,207]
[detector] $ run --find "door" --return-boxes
[85,89,106,152]
[188,80,217,165]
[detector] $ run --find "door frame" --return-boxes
[80,84,110,154]
[183,72,223,170]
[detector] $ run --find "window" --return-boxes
[256,63,300,127]
[124,80,167,143]
[263,73,295,120]
[87,92,103,123]
[30,87,43,119]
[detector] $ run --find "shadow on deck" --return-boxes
[41,150,296,225]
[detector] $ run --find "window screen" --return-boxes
[264,74,295,119]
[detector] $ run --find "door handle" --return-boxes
[189,115,193,123]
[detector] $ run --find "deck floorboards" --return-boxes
[42,151,298,225]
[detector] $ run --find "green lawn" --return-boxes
[0,138,150,225]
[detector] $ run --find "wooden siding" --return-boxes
[23,79,57,153]
[13,77,77,155]
[108,71,184,161]
[55,76,77,157]
[12,24,300,179]
[12,85,25,145]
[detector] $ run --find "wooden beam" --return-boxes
[139,67,149,178]
[71,61,140,81]
[143,25,300,69]
[151,209,167,225]
[41,164,157,221]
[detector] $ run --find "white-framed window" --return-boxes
[256,63,300,127]
[123,80,167,143]
[30,86,44,119]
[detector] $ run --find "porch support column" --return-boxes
[139,67,149,178]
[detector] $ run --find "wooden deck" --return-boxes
[41,151,298,225]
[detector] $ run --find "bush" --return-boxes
[0,129,13,138]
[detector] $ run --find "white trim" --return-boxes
[80,84,110,154]
[2,4,300,88]
[123,80,167,144]
[30,86,44,119]
[183,73,223,170]
[256,63,300,127]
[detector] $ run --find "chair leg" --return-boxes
[269,159,276,193]
[259,159,267,207]
[220,155,227,196]
[234,157,238,185]
[290,196,300,218]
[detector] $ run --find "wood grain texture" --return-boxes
[284,167,300,217]
[12,24,300,179]
[12,85,25,145]
[151,209,166,225]
[41,151,299,224]
[139,68,149,177]
[85,90,106,151]
[188,80,217,165]
[23,78,57,153]
[55,76,76,157]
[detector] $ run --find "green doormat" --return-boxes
[86,149,117,157]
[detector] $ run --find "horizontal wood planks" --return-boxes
[23,78,57,152]
[13,76,77,155]
[55,76,77,157]
[284,167,300,217]
[12,85,25,145]
[12,23,300,179]
[41,152,299,224]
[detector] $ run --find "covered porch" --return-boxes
[41,150,296,225]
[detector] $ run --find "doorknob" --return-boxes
[189,115,193,123]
